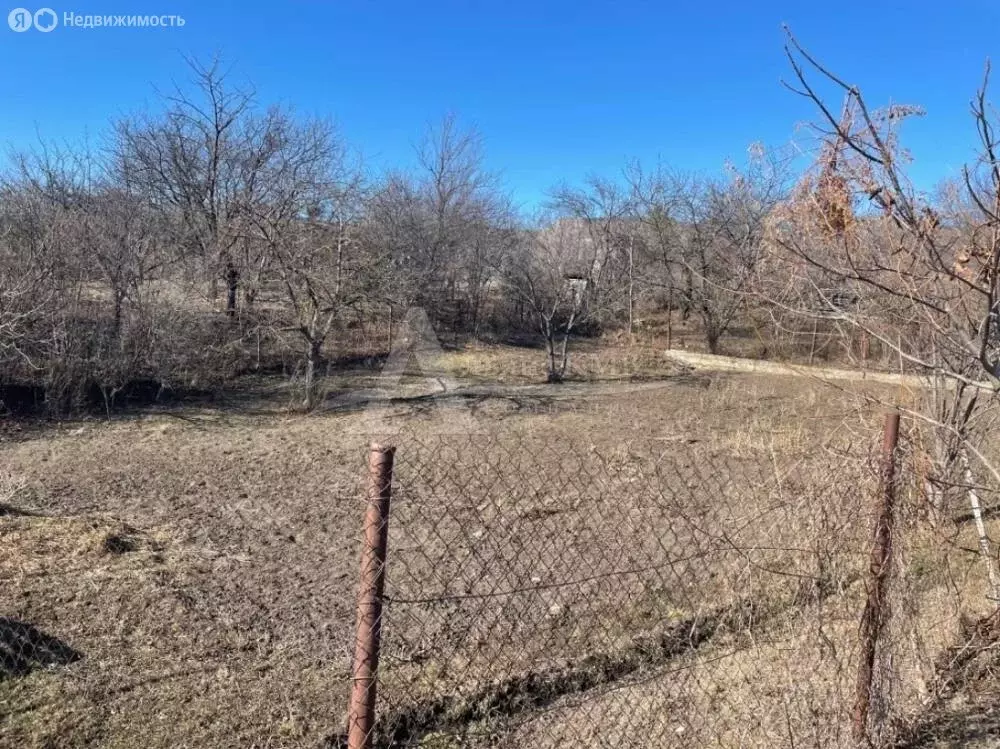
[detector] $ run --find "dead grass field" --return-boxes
[1,343,998,748]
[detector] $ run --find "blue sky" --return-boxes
[1,1,997,209]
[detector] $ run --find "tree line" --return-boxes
[0,58,795,412]
[4,36,1000,434]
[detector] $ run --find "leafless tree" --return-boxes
[362,115,514,343]
[548,176,637,332]
[626,162,687,345]
[241,117,370,407]
[623,153,788,354]
[114,57,285,317]
[1,143,175,410]
[778,31,1000,598]
[502,217,594,382]
[669,157,785,354]
[0,179,60,377]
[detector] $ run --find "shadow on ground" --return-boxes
[900,704,1000,748]
[0,618,81,679]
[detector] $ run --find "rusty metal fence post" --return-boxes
[347,443,396,749]
[852,411,901,745]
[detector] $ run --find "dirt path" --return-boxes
[323,349,927,419]
[319,367,707,414]
[318,349,926,422]
[664,350,935,388]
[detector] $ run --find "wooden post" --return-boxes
[347,443,396,749]
[852,412,901,745]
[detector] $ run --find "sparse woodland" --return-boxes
[3,37,1000,439]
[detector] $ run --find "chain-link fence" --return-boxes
[335,420,996,748]
[1,418,996,748]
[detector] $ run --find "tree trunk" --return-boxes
[627,236,635,338]
[681,267,694,321]
[112,291,124,337]
[706,323,721,355]
[470,282,483,337]
[225,261,239,318]
[387,305,393,354]
[959,447,1000,606]
[701,294,721,354]
[303,337,323,409]
[544,321,561,383]
[666,283,674,351]
[557,331,571,380]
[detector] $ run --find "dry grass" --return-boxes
[431,338,679,385]
[0,342,994,747]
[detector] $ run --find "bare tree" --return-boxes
[502,218,593,382]
[777,31,1000,597]
[671,157,785,354]
[0,179,60,378]
[548,176,637,332]
[627,161,686,346]
[114,57,284,317]
[241,117,369,407]
[1,143,175,411]
[362,115,514,343]
[88,154,171,334]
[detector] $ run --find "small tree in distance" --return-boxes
[502,218,594,383]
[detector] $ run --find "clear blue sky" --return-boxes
[1,1,997,209]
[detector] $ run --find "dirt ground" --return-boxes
[0,344,995,748]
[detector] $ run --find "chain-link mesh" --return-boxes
[339,429,994,748]
[1,423,996,748]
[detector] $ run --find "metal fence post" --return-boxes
[852,411,901,745]
[347,443,396,749]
